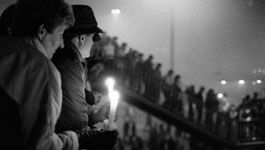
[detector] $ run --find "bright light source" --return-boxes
[108,89,120,124]
[257,80,262,84]
[217,93,223,99]
[109,90,120,103]
[111,9,115,14]
[221,80,227,85]
[116,9,120,14]
[246,117,251,122]
[238,80,245,85]
[111,9,120,15]
[105,77,115,90]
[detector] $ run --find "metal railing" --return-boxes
[89,57,265,148]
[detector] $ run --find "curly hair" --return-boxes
[12,0,75,37]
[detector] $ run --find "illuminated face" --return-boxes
[80,33,94,58]
[42,24,67,59]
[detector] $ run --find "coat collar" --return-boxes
[25,37,49,58]
[65,41,85,62]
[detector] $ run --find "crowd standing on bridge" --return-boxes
[0,0,264,150]
[88,31,265,149]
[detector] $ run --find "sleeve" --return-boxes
[35,60,79,150]
[0,51,79,150]
[37,131,79,150]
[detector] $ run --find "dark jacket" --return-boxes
[52,41,118,150]
[0,37,78,150]
[52,41,89,132]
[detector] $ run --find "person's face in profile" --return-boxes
[80,33,94,58]
[42,24,68,59]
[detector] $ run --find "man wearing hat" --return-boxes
[52,5,118,150]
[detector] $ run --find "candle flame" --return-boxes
[105,77,115,91]
[109,90,120,103]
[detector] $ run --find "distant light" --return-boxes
[221,80,227,85]
[257,80,262,84]
[258,68,262,73]
[245,109,250,113]
[253,69,257,73]
[246,117,251,122]
[238,80,245,85]
[217,93,223,99]
[111,9,121,15]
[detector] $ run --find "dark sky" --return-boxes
[2,0,265,105]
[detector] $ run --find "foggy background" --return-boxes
[1,0,265,105]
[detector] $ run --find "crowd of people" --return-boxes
[115,109,192,150]
[88,30,265,144]
[0,0,264,150]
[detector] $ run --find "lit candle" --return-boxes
[105,77,115,92]
[105,77,120,124]
[108,90,120,124]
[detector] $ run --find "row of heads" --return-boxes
[0,0,103,41]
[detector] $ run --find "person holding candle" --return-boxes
[52,4,118,150]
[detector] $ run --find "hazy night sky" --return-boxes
[1,0,265,105]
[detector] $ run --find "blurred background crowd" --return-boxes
[85,33,265,150]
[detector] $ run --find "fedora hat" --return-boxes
[64,5,103,35]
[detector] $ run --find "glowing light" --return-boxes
[238,80,245,85]
[105,77,119,125]
[220,80,227,85]
[109,90,120,124]
[217,93,223,99]
[111,9,121,15]
[109,90,120,102]
[257,80,262,84]
[105,77,115,91]
[246,117,251,122]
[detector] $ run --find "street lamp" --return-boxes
[221,80,227,85]
[111,9,121,18]
[238,80,245,85]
